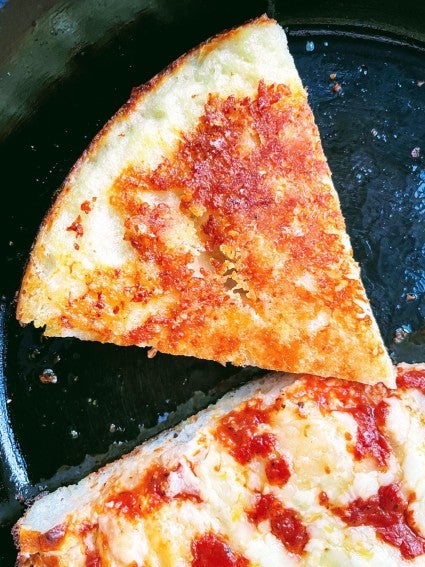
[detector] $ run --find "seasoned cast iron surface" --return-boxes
[1,18,424,565]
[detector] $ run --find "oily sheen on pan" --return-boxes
[14,363,425,566]
[16,15,394,385]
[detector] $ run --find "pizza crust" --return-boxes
[16,15,394,385]
[14,364,425,566]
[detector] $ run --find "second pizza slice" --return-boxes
[16,15,394,386]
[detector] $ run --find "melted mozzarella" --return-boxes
[16,366,425,566]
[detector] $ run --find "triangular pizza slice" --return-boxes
[16,15,394,386]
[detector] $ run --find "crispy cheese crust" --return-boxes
[16,16,394,385]
[15,364,425,566]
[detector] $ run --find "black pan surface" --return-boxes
[1,1,425,564]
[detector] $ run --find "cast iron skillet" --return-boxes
[1,0,425,564]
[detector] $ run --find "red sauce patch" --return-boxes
[143,463,171,508]
[333,483,425,559]
[215,399,275,465]
[318,491,329,506]
[126,314,176,345]
[80,196,96,214]
[347,402,390,468]
[106,462,200,519]
[66,215,84,237]
[265,456,291,487]
[81,200,92,214]
[248,493,309,555]
[215,398,291,486]
[191,532,249,567]
[131,286,152,303]
[78,522,97,537]
[397,367,425,395]
[94,292,105,311]
[85,551,102,567]
[291,375,388,409]
[291,376,392,468]
[108,490,140,517]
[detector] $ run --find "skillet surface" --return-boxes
[1,3,425,564]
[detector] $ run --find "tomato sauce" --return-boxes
[215,399,275,464]
[107,462,200,519]
[291,376,392,468]
[66,215,84,237]
[333,483,425,559]
[248,493,309,555]
[85,550,102,567]
[191,533,249,567]
[107,490,141,517]
[80,200,92,214]
[78,522,97,537]
[265,456,291,487]
[215,398,291,486]
[191,532,249,567]
[347,402,390,468]
[396,367,425,395]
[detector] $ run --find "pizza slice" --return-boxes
[14,363,425,565]
[16,15,394,385]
